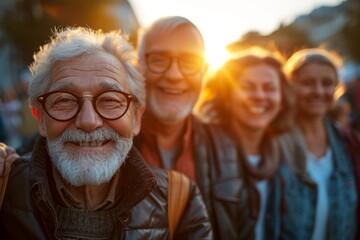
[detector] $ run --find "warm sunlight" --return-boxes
[131,0,344,66]
[205,42,232,73]
[130,0,343,74]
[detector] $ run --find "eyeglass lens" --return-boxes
[147,53,204,75]
[40,91,131,121]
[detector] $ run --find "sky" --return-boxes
[129,0,344,69]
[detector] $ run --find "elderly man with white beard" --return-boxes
[0,27,212,239]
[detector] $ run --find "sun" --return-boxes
[203,35,232,74]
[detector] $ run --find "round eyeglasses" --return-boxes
[145,52,205,76]
[37,90,134,121]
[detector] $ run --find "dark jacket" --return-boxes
[0,137,212,240]
[135,116,252,239]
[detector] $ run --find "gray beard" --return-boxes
[47,127,133,186]
[147,93,193,124]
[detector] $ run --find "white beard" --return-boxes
[47,127,133,186]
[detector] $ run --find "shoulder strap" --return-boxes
[0,160,13,209]
[167,169,191,240]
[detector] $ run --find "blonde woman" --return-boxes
[279,48,358,240]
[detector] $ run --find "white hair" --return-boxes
[29,27,145,110]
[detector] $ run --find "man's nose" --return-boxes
[164,59,183,81]
[74,99,103,132]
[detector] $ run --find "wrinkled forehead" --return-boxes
[48,52,129,91]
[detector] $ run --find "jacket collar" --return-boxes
[281,118,349,184]
[29,136,157,213]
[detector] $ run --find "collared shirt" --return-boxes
[138,116,196,181]
[53,168,121,210]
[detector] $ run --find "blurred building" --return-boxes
[290,3,349,56]
[39,0,139,39]
[0,0,140,91]
[227,0,360,84]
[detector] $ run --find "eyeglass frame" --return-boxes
[37,90,134,122]
[145,52,206,76]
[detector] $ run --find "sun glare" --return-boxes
[206,46,231,74]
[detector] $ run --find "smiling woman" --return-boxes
[278,48,358,240]
[195,47,294,239]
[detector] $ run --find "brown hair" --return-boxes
[197,47,294,134]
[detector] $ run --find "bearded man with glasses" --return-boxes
[0,27,212,239]
[136,16,251,239]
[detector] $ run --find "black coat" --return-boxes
[0,137,212,239]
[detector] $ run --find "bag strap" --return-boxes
[0,160,13,209]
[167,169,191,239]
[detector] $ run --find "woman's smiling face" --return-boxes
[231,63,282,132]
[293,62,337,118]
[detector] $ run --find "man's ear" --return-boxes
[132,106,145,136]
[31,107,46,137]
